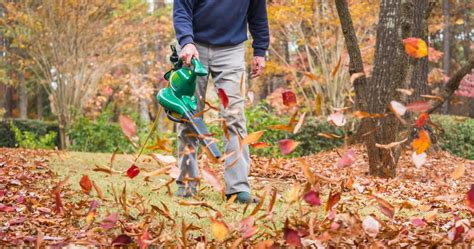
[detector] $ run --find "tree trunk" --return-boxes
[441,0,450,113]
[4,85,13,118]
[462,0,470,61]
[365,0,408,178]
[36,84,43,119]
[18,73,28,119]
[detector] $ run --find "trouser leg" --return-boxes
[208,43,250,195]
[176,43,210,185]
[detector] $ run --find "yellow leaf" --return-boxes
[403,37,428,58]
[287,183,301,203]
[451,164,465,180]
[315,94,322,116]
[211,220,229,241]
[411,130,431,154]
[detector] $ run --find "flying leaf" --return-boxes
[396,88,414,96]
[119,115,137,140]
[337,149,356,168]
[250,142,270,149]
[126,164,140,179]
[451,164,465,180]
[279,139,299,155]
[202,167,222,192]
[403,37,428,58]
[315,93,322,116]
[211,219,228,242]
[138,226,151,249]
[293,112,306,134]
[350,72,365,84]
[242,131,264,145]
[390,101,407,116]
[466,184,474,213]
[111,234,134,246]
[331,56,342,78]
[79,175,93,195]
[376,138,408,150]
[304,72,320,81]
[100,213,119,230]
[86,200,100,225]
[326,191,341,211]
[362,215,381,237]
[287,183,301,203]
[217,88,229,109]
[415,113,429,128]
[282,90,297,107]
[352,111,385,119]
[238,216,258,239]
[300,159,315,185]
[303,190,321,206]
[412,151,427,168]
[327,112,346,127]
[283,227,302,247]
[406,101,433,113]
[411,129,431,154]
[247,91,254,104]
[318,133,342,139]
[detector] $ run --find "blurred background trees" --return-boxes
[0,0,472,153]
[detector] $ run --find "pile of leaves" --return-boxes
[1,145,473,247]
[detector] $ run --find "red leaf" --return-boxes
[467,184,474,213]
[127,164,140,179]
[405,101,432,113]
[337,149,356,167]
[79,175,93,195]
[119,115,137,140]
[54,191,63,214]
[325,191,341,211]
[415,113,429,127]
[100,213,119,230]
[303,190,321,206]
[217,88,229,109]
[283,227,302,247]
[411,217,426,227]
[239,216,258,239]
[201,167,222,192]
[279,139,299,155]
[0,204,16,212]
[111,234,134,246]
[282,90,297,107]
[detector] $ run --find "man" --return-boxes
[173,0,269,203]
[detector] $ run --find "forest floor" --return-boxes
[0,145,473,247]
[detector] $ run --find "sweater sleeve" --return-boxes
[173,0,195,47]
[248,0,270,57]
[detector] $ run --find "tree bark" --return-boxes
[18,73,27,119]
[36,84,43,119]
[441,0,451,113]
[4,85,13,118]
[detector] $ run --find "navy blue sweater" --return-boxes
[173,0,269,56]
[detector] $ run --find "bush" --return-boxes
[10,123,57,149]
[68,112,135,153]
[0,119,61,148]
[431,115,474,160]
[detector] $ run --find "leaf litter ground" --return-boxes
[0,146,473,247]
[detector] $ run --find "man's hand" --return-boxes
[251,56,265,78]
[180,43,199,65]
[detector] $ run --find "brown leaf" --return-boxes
[242,131,265,145]
[331,56,342,78]
[326,191,341,212]
[451,164,465,180]
[293,112,306,134]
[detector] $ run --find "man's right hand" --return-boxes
[180,43,199,65]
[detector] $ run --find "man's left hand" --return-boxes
[251,56,265,78]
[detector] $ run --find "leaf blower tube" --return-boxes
[157,45,221,159]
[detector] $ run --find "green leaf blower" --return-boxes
[157,45,221,159]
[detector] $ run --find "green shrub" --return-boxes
[68,112,135,153]
[431,115,474,160]
[9,123,57,149]
[0,119,61,148]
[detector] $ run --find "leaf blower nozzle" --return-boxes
[157,45,221,159]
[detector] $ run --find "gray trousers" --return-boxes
[176,42,251,195]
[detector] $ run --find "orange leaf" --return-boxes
[326,191,341,212]
[403,37,428,58]
[331,56,342,78]
[451,164,465,180]
[250,142,270,149]
[411,129,431,154]
[79,175,93,195]
[279,139,299,155]
[242,131,264,145]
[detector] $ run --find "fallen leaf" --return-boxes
[79,175,93,195]
[424,209,438,222]
[327,112,346,127]
[372,196,395,219]
[403,37,428,58]
[411,217,426,227]
[126,164,140,179]
[451,164,465,180]
[119,115,137,140]
[111,234,134,246]
[279,139,300,155]
[100,213,119,230]
[303,190,321,206]
[412,152,427,168]
[466,185,474,213]
[282,90,297,107]
[211,219,229,242]
[362,215,380,237]
[283,227,302,247]
[326,191,341,212]
[217,88,229,109]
